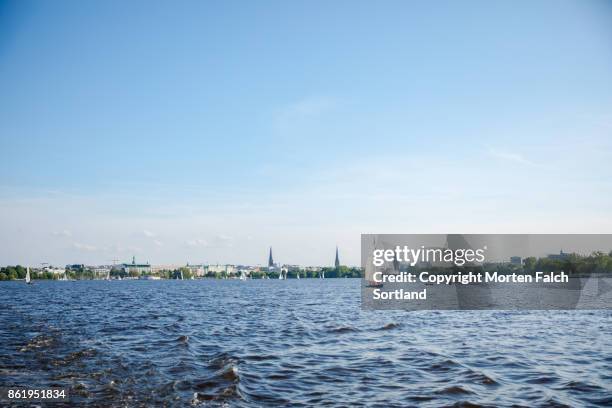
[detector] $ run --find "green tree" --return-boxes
[15,265,26,279]
[523,257,536,272]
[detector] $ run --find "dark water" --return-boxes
[0,279,610,407]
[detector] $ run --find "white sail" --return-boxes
[25,267,31,284]
[106,269,111,281]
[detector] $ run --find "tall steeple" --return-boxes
[268,247,274,267]
[334,246,340,268]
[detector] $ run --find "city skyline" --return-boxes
[2,1,612,266]
[5,246,350,269]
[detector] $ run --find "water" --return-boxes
[0,279,610,407]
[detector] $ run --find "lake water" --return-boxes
[0,279,610,407]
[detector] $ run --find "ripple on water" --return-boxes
[0,280,610,407]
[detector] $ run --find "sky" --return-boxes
[1,0,611,267]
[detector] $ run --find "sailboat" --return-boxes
[239,270,247,281]
[106,269,111,281]
[25,267,32,285]
[296,272,300,280]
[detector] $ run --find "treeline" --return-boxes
[523,251,612,274]
[0,266,72,280]
[134,268,195,280]
[0,265,365,280]
[152,266,363,279]
[272,266,363,279]
[486,251,612,275]
[0,265,28,280]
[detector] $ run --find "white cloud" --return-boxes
[185,235,233,249]
[153,240,163,247]
[52,230,72,238]
[72,242,97,251]
[487,148,538,166]
[143,229,156,238]
[185,238,208,248]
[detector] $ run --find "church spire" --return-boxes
[268,247,274,267]
[335,246,340,268]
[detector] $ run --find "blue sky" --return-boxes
[1,0,611,266]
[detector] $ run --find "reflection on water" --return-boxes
[0,280,610,407]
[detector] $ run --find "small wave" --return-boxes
[430,359,460,372]
[541,397,571,408]
[191,384,238,403]
[377,322,401,330]
[444,401,487,408]
[584,395,612,406]
[407,395,435,402]
[465,370,498,386]
[20,334,57,352]
[51,349,97,367]
[329,326,359,334]
[526,376,558,385]
[436,385,474,395]
[243,354,279,362]
[192,353,240,404]
[478,375,497,386]
[558,380,604,393]
[190,353,243,403]
[267,373,291,380]
[216,363,239,382]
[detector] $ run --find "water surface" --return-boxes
[0,279,610,407]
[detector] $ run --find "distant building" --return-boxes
[151,264,183,274]
[122,256,151,275]
[267,247,279,271]
[205,264,235,275]
[268,247,274,267]
[43,266,66,275]
[66,264,84,271]
[547,250,570,261]
[335,246,340,268]
[91,266,112,276]
[510,256,522,265]
[185,264,205,277]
